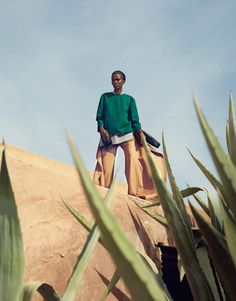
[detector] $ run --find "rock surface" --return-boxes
[4,144,171,301]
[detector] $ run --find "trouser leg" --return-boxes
[93,145,117,188]
[121,138,142,196]
[121,138,167,199]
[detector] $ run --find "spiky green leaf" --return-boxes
[227,94,236,166]
[62,181,115,301]
[162,134,194,244]
[137,205,168,228]
[189,150,225,198]
[0,146,24,301]
[196,244,222,301]
[65,202,164,285]
[140,201,161,208]
[67,135,172,301]
[194,99,236,218]
[177,257,185,281]
[64,201,92,232]
[190,203,236,301]
[221,201,236,268]
[193,194,210,216]
[180,187,203,198]
[19,282,42,301]
[99,269,120,301]
[65,213,171,301]
[206,190,223,233]
[61,224,100,301]
[19,282,60,301]
[142,135,214,301]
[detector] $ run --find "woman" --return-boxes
[93,70,166,200]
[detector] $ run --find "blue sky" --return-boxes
[0,1,236,192]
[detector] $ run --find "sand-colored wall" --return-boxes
[4,145,170,301]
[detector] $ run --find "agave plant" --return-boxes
[139,94,236,301]
[66,135,173,301]
[0,142,133,301]
[0,145,62,301]
[0,137,173,301]
[189,94,236,301]
[63,95,236,301]
[1,94,235,301]
[141,135,216,301]
[0,143,133,301]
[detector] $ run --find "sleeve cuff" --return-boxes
[132,124,141,132]
[97,120,104,127]
[97,120,104,132]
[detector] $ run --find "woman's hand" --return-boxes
[99,126,110,142]
[134,129,143,146]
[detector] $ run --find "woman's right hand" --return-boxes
[134,129,143,146]
[99,126,110,142]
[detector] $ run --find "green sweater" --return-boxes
[96,92,141,135]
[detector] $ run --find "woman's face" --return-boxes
[111,73,125,91]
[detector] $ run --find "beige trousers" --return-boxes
[93,138,167,200]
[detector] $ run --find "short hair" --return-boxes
[111,70,126,81]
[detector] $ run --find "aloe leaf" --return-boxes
[206,190,223,233]
[128,195,161,208]
[194,99,236,218]
[140,201,161,208]
[64,201,93,232]
[227,94,236,166]
[142,135,214,301]
[0,146,24,301]
[63,178,115,241]
[65,201,165,277]
[67,135,172,301]
[137,205,168,228]
[196,244,222,301]
[138,187,203,222]
[226,121,230,156]
[189,150,226,198]
[65,202,164,269]
[99,253,168,301]
[221,201,236,268]
[190,203,236,300]
[162,134,194,244]
[19,282,61,301]
[19,282,42,301]
[64,183,167,289]
[61,224,100,301]
[62,181,115,301]
[99,269,120,301]
[65,202,163,284]
[139,250,173,300]
[177,257,185,281]
[193,194,210,216]
[64,201,109,251]
[180,187,203,198]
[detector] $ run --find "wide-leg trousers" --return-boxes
[93,138,167,200]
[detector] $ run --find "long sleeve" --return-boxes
[129,97,141,132]
[96,93,141,135]
[96,94,104,131]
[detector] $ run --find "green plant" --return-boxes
[141,134,215,301]
[0,145,61,301]
[0,140,172,301]
[140,94,236,301]
[190,95,236,300]
[1,94,235,301]
[66,135,173,301]
[0,144,133,301]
